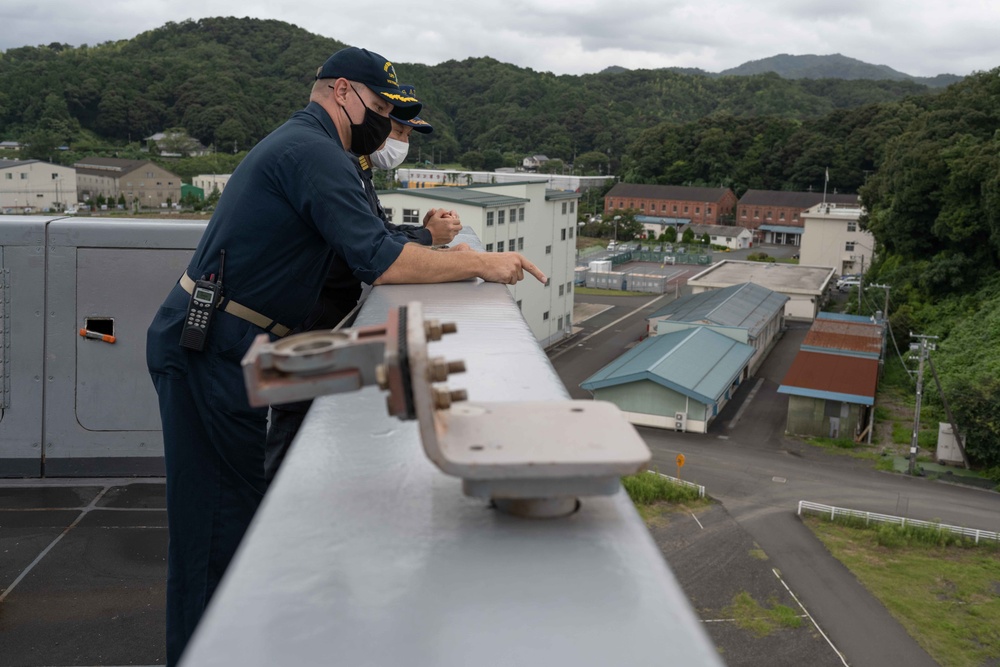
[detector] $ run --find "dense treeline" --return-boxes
[0,17,934,166]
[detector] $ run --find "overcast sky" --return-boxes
[3,1,998,77]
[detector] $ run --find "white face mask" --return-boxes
[370,137,409,170]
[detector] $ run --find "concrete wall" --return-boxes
[785,395,867,439]
[0,162,77,211]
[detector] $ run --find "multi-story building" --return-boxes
[603,184,737,225]
[378,181,579,346]
[0,159,77,212]
[73,158,182,210]
[798,203,874,276]
[737,190,859,245]
[192,174,232,198]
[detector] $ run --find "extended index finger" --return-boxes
[521,256,547,284]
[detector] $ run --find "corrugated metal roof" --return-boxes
[816,312,879,324]
[803,319,883,357]
[778,351,878,405]
[581,327,754,405]
[738,190,859,208]
[606,183,733,204]
[648,283,788,339]
[0,159,40,170]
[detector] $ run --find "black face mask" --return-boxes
[340,85,392,156]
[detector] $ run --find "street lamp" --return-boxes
[613,215,621,247]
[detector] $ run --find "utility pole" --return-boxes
[907,333,938,475]
[857,253,865,315]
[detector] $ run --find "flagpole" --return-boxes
[823,167,829,204]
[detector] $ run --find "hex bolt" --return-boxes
[441,322,458,335]
[375,363,389,390]
[433,387,452,410]
[424,320,443,341]
[448,388,468,404]
[428,358,467,382]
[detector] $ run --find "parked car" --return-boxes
[607,240,618,251]
[836,277,861,292]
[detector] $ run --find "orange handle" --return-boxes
[79,328,116,344]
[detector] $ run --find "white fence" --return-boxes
[797,500,1000,545]
[650,470,706,499]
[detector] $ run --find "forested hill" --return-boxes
[0,16,937,163]
[718,53,962,88]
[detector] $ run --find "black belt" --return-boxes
[180,273,291,337]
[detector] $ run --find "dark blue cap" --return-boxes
[316,47,421,120]
[389,84,433,134]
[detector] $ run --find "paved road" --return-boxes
[554,294,1000,667]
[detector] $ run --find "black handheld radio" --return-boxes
[179,250,225,351]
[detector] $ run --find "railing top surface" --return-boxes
[182,230,722,666]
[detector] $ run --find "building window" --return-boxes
[672,205,677,213]
[486,243,494,252]
[487,211,494,226]
[766,211,773,220]
[618,200,624,208]
[558,316,563,329]
[566,282,572,293]
[518,237,524,250]
[384,208,393,222]
[793,212,799,220]
[640,202,645,211]
[570,202,575,213]
[707,207,712,215]
[4,173,11,180]
[847,221,857,232]
[845,242,855,252]
[683,206,689,213]
[543,311,549,320]
[754,210,760,219]
[662,204,667,212]
[740,208,746,218]
[545,245,552,254]
[568,228,574,238]
[561,229,567,241]
[519,207,525,221]
[561,202,567,214]
[695,207,700,214]
[403,208,420,224]
[20,173,28,180]
[498,210,506,224]
[497,240,505,252]
[51,173,59,179]
[779,212,785,220]
[558,284,564,296]
[510,208,517,222]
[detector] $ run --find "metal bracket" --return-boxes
[242,302,651,518]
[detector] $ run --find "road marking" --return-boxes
[772,568,850,667]
[691,512,704,530]
[772,476,787,483]
[726,378,764,430]
[550,293,672,360]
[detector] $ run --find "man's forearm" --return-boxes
[374,243,484,284]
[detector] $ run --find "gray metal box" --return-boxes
[0,216,206,476]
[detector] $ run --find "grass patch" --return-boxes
[723,592,803,637]
[804,516,1000,666]
[622,471,702,505]
[800,436,881,461]
[574,286,652,297]
[749,546,768,561]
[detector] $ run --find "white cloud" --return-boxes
[1,0,998,77]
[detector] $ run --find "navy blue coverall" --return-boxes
[262,155,432,483]
[146,102,407,666]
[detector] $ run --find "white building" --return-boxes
[685,224,753,250]
[798,203,875,276]
[0,160,77,212]
[193,174,232,198]
[378,181,579,346]
[395,168,614,194]
[687,260,835,321]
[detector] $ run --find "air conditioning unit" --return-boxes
[674,412,686,432]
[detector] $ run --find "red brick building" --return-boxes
[604,184,736,225]
[737,190,859,244]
